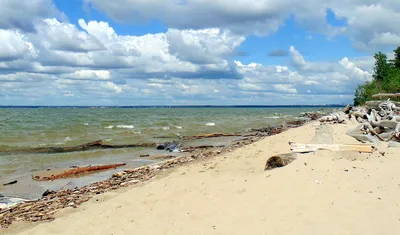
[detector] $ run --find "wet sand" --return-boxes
[4,119,400,235]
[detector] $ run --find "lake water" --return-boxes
[0,106,337,199]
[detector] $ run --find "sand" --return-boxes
[4,120,400,235]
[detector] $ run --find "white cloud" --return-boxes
[101,81,123,93]
[85,0,400,51]
[0,29,37,61]
[62,70,111,80]
[36,19,104,52]
[0,1,388,105]
[0,0,60,32]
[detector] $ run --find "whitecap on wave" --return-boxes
[206,122,216,126]
[105,125,114,129]
[83,123,89,126]
[116,125,135,129]
[162,127,170,130]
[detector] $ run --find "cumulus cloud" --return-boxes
[0,29,37,61]
[0,0,60,32]
[85,0,400,51]
[0,0,385,105]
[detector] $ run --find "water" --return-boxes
[0,107,336,198]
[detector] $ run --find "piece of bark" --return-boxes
[289,142,375,153]
[0,140,156,154]
[3,180,17,186]
[265,153,297,171]
[32,163,126,181]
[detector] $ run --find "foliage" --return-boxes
[353,46,400,105]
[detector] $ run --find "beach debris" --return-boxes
[156,142,180,152]
[289,142,375,153]
[346,99,400,144]
[3,180,17,186]
[314,180,323,184]
[264,153,297,171]
[32,163,127,181]
[0,197,30,210]
[42,190,56,197]
[319,112,346,124]
[182,133,241,140]
[0,140,157,154]
[181,145,225,153]
[300,112,325,120]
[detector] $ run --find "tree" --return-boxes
[389,46,400,68]
[353,46,400,105]
[373,52,390,83]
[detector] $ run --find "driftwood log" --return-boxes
[265,153,297,171]
[32,164,126,181]
[0,140,156,154]
[346,99,400,145]
[372,93,400,99]
[182,133,241,140]
[289,142,375,153]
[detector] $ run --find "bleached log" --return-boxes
[372,93,400,99]
[289,142,375,153]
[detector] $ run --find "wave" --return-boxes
[83,123,89,126]
[206,122,216,126]
[116,125,135,129]
[162,127,170,130]
[105,125,114,129]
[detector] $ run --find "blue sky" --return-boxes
[0,0,399,105]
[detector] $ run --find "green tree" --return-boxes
[353,46,400,105]
[373,52,390,83]
[389,46,400,68]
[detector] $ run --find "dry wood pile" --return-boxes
[345,100,400,144]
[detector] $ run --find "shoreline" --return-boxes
[3,113,400,234]
[0,117,311,228]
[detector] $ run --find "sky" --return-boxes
[0,0,399,106]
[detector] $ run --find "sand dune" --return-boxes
[5,120,400,235]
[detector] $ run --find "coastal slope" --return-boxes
[5,120,400,235]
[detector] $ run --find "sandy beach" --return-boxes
[4,118,400,235]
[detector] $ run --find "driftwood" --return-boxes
[346,99,400,144]
[372,93,400,99]
[0,140,156,154]
[32,164,126,181]
[182,133,241,140]
[3,180,17,186]
[289,142,374,153]
[264,153,297,171]
[181,145,225,153]
[365,101,400,109]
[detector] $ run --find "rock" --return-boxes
[265,153,297,171]
[112,172,127,178]
[42,190,56,197]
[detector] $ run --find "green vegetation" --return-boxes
[353,46,400,105]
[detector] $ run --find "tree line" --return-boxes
[354,46,400,105]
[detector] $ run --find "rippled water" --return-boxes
[0,107,335,198]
